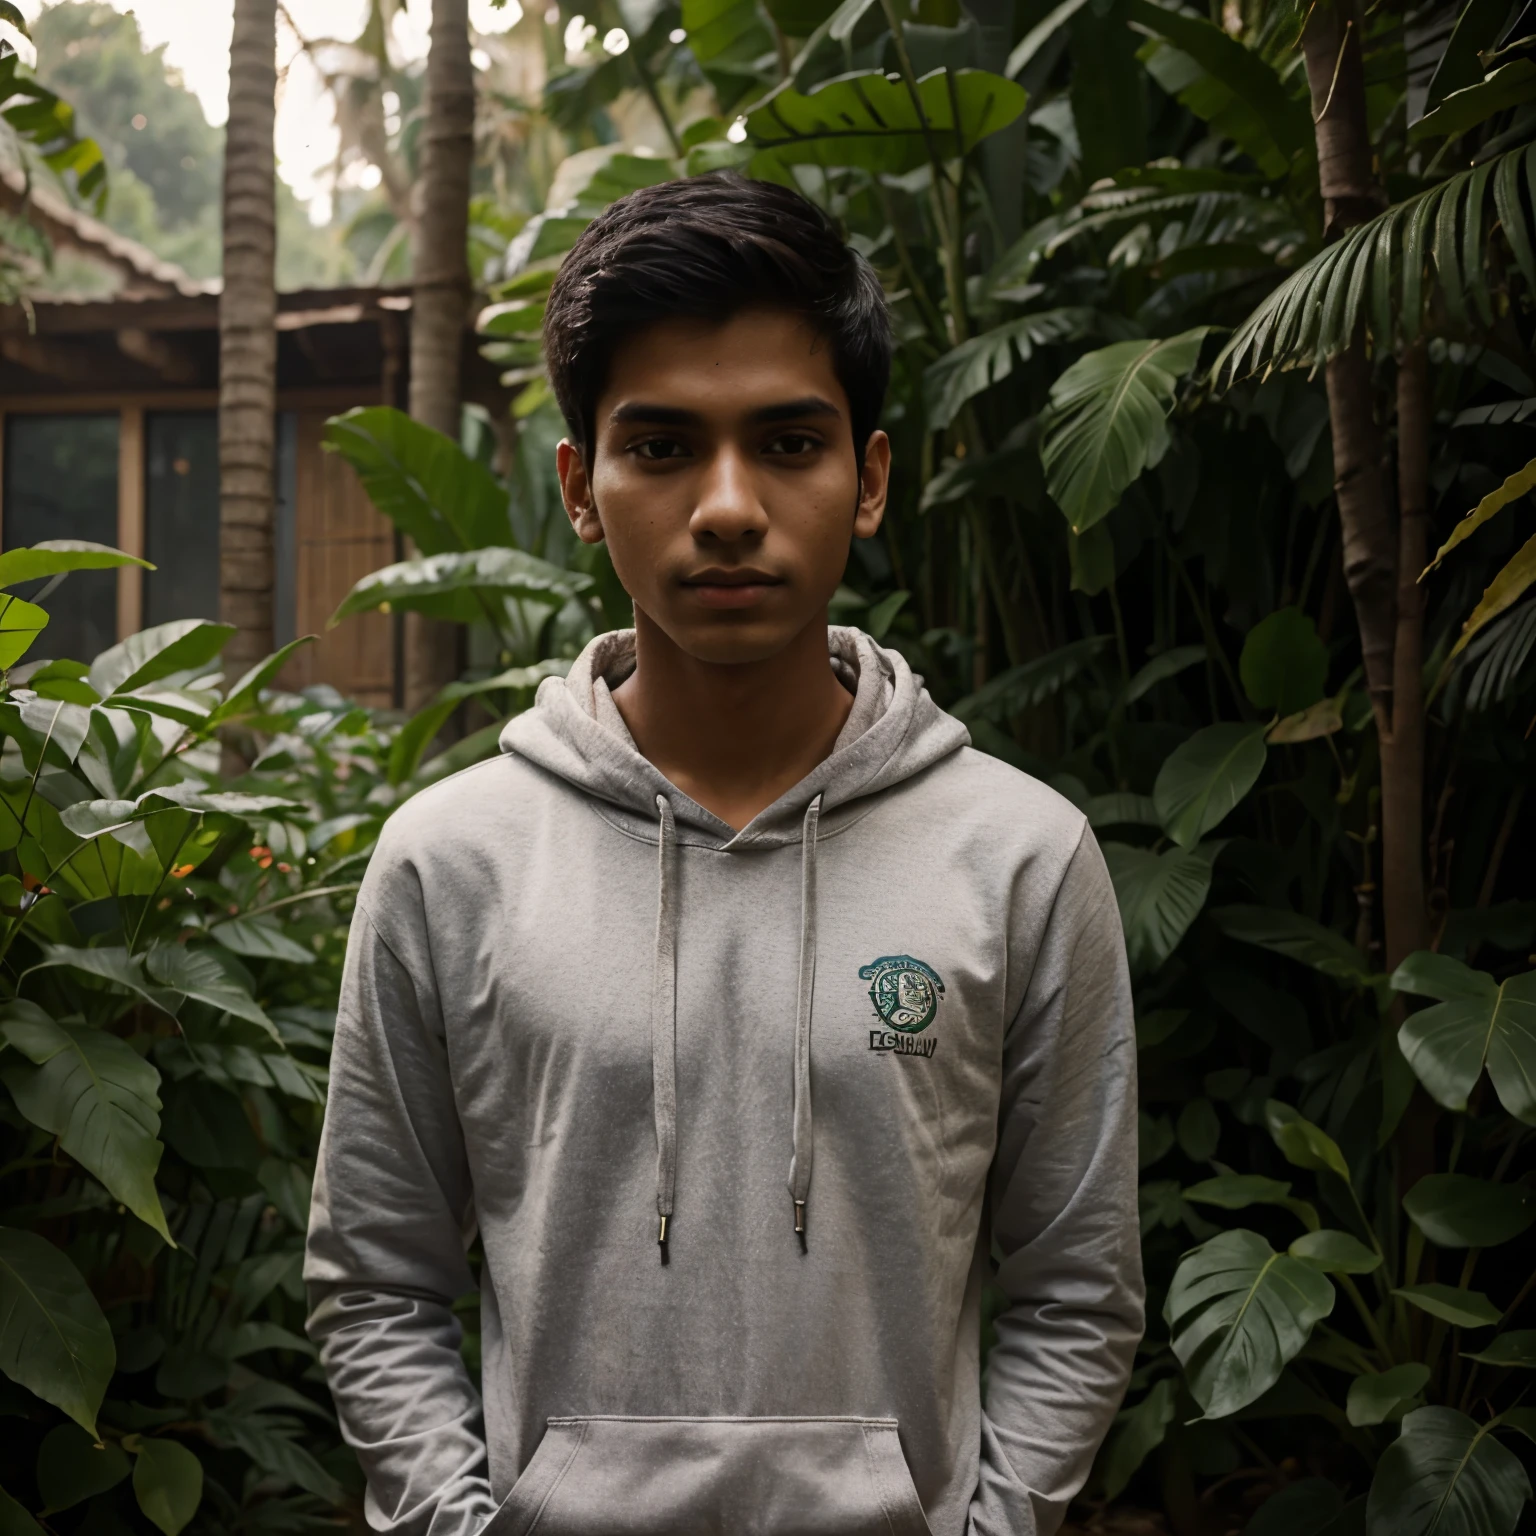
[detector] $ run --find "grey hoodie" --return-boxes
[305,626,1142,1536]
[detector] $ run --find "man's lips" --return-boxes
[679,568,785,610]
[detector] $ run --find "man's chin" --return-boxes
[648,609,825,668]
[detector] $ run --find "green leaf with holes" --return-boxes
[1366,1407,1530,1536]
[1392,953,1536,1124]
[1165,1227,1336,1418]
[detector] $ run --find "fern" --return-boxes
[1214,141,1536,382]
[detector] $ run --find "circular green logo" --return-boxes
[859,955,945,1034]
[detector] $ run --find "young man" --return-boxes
[306,172,1142,1536]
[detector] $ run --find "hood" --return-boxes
[498,625,969,847]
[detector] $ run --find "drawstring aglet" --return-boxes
[658,1213,670,1265]
[793,1200,807,1253]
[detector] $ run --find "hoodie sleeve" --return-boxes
[304,871,496,1536]
[971,823,1144,1536]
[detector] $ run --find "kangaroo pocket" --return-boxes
[484,1415,933,1536]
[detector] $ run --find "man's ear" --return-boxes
[853,430,891,539]
[557,439,605,544]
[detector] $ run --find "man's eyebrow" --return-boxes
[606,397,843,427]
[609,403,703,425]
[749,397,843,424]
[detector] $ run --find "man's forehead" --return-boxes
[600,308,844,416]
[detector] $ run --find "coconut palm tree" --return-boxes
[219,0,278,678]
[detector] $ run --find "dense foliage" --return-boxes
[5,0,1536,1529]
[0,542,419,1532]
[322,0,1536,1529]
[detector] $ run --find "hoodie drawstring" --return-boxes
[651,795,678,1263]
[648,792,822,1262]
[788,795,821,1250]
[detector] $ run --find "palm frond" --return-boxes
[1214,141,1536,384]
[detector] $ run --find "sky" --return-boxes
[7,0,525,216]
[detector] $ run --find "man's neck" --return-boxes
[610,612,854,832]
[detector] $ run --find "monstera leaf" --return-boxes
[1165,1228,1336,1418]
[1367,1408,1531,1536]
[746,67,1028,176]
[1392,953,1536,1124]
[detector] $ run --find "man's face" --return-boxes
[556,307,890,665]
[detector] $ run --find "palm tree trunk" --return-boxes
[405,0,475,711]
[1301,0,1396,727]
[219,0,278,679]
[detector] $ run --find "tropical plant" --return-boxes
[323,404,626,776]
[421,0,1536,1527]
[0,541,437,1530]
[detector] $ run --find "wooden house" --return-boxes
[0,168,507,708]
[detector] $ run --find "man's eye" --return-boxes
[765,433,820,456]
[634,439,688,461]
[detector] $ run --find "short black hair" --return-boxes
[543,171,892,460]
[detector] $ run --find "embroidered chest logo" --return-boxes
[860,955,944,1058]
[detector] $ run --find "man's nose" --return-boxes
[690,445,770,544]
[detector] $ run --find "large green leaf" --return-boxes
[1103,841,1214,978]
[1392,952,1536,1123]
[1412,59,1536,142]
[1165,1228,1335,1419]
[745,67,1029,176]
[88,620,234,700]
[0,1485,44,1535]
[133,1439,203,1536]
[1463,1331,1536,1368]
[1403,1174,1536,1249]
[36,1422,129,1512]
[0,1002,171,1242]
[1290,1230,1381,1275]
[0,541,150,591]
[922,309,1094,428]
[330,548,591,626]
[1040,328,1209,533]
[1392,1285,1502,1329]
[1099,1377,1177,1500]
[1211,905,1380,993]
[682,0,774,71]
[1240,608,1328,716]
[145,946,277,1037]
[324,407,514,554]
[1069,0,1145,182]
[1367,1407,1530,1536]
[1153,722,1268,848]
[1128,0,1310,180]
[1216,143,1536,380]
[1265,1100,1352,1184]
[0,1227,114,1435]
[0,596,48,671]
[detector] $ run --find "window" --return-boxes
[144,412,220,629]
[2,414,119,664]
